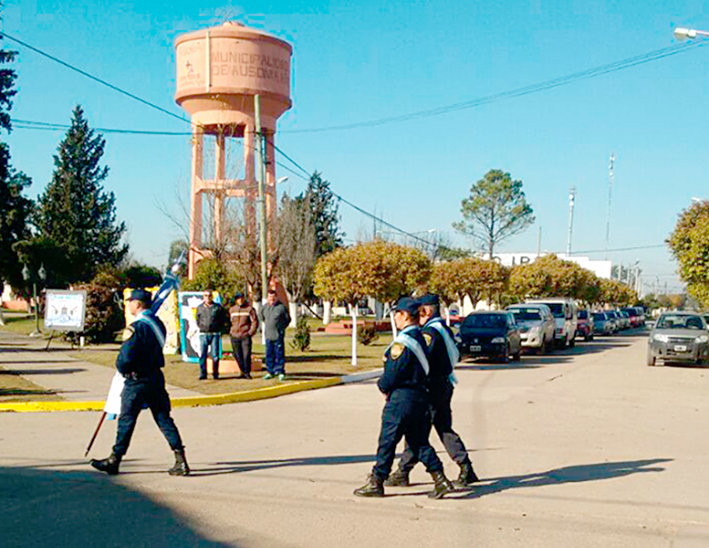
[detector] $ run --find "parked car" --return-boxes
[621,307,642,328]
[647,312,709,366]
[506,304,555,353]
[592,312,613,335]
[605,311,620,333]
[526,298,578,348]
[458,311,522,362]
[576,308,595,341]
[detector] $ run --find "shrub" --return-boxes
[357,323,379,346]
[290,316,311,351]
[65,271,124,344]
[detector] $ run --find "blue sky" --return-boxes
[6,0,709,293]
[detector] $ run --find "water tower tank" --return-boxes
[174,22,293,278]
[175,21,291,129]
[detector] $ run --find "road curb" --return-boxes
[0,369,383,413]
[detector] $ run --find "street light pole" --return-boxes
[674,27,709,41]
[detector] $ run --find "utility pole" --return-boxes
[566,186,576,256]
[254,94,268,306]
[605,153,615,260]
[537,226,542,257]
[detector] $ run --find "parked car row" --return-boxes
[456,299,646,363]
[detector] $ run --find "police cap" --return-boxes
[234,291,244,299]
[393,297,420,315]
[418,294,440,306]
[128,289,152,304]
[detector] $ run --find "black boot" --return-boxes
[454,461,479,487]
[354,474,384,497]
[90,453,121,475]
[168,449,190,476]
[384,468,410,487]
[428,470,454,499]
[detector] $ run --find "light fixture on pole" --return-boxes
[673,27,709,41]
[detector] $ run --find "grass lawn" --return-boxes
[0,365,63,402]
[68,332,389,395]
[0,315,43,337]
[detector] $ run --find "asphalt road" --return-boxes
[3,328,709,547]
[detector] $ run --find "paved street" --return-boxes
[3,329,709,547]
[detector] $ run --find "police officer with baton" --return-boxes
[90,289,189,476]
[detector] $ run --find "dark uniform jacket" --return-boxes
[422,316,455,383]
[377,325,429,401]
[116,311,166,379]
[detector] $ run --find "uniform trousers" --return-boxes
[397,380,470,472]
[113,373,183,458]
[372,390,443,480]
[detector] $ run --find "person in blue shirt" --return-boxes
[386,294,479,488]
[354,297,454,499]
[90,289,189,476]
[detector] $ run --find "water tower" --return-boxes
[174,21,292,277]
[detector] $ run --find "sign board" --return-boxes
[178,291,223,363]
[44,290,87,331]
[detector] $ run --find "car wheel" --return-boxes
[501,344,510,363]
[513,348,521,361]
[646,352,655,366]
[544,337,553,354]
[569,336,575,348]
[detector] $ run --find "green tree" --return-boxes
[0,33,33,301]
[35,106,128,283]
[668,201,709,306]
[182,258,244,303]
[454,169,535,258]
[298,171,344,258]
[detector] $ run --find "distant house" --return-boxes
[1,283,29,311]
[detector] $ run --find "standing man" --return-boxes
[196,290,225,380]
[261,289,291,381]
[386,294,479,488]
[90,289,189,476]
[229,291,259,379]
[354,297,454,499]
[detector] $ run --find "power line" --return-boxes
[0,31,193,127]
[282,42,707,133]
[570,244,666,254]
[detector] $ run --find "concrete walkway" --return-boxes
[0,330,200,401]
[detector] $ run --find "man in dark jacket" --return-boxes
[90,289,189,476]
[386,294,479,488]
[196,290,226,380]
[229,292,259,379]
[260,289,291,381]
[354,297,454,499]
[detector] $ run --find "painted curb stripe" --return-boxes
[0,369,383,413]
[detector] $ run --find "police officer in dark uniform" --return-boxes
[90,289,189,476]
[354,297,454,499]
[386,294,479,487]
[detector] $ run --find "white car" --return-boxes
[526,298,578,349]
[506,304,556,353]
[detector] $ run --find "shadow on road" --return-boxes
[0,466,234,548]
[449,458,672,500]
[187,454,378,477]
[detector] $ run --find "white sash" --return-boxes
[136,312,166,348]
[427,318,460,385]
[388,326,430,375]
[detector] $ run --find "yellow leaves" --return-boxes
[430,258,509,306]
[313,241,432,304]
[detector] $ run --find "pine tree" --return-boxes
[36,106,128,282]
[298,171,344,258]
[0,36,34,293]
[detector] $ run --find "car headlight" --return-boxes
[696,335,708,344]
[491,337,506,344]
[653,333,669,343]
[528,326,541,335]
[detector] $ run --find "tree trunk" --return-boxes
[351,304,358,366]
[289,301,298,328]
[390,309,397,339]
[323,300,331,325]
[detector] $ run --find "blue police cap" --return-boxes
[418,294,440,306]
[234,291,244,299]
[393,297,421,315]
[128,289,152,303]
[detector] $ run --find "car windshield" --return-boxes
[578,310,588,319]
[656,315,705,330]
[463,314,508,328]
[542,303,564,318]
[508,308,542,321]
[592,313,606,321]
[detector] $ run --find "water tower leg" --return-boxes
[214,130,226,244]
